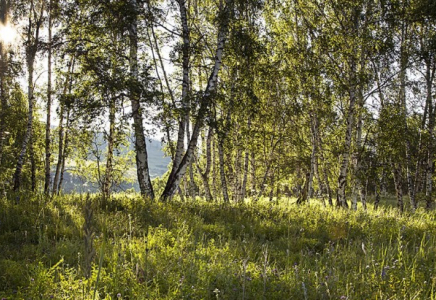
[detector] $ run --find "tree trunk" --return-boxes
[129,0,154,199]
[53,103,64,195]
[425,58,436,210]
[13,57,35,191]
[58,106,70,194]
[187,119,197,198]
[336,87,355,209]
[212,135,218,200]
[44,0,53,194]
[234,147,242,202]
[309,115,317,199]
[218,137,230,202]
[160,0,232,201]
[251,151,257,196]
[53,58,74,195]
[197,127,213,201]
[399,15,416,211]
[103,97,115,199]
[352,91,364,210]
[13,0,43,191]
[170,0,191,178]
[392,163,404,212]
[241,150,250,201]
[30,133,36,191]
[0,0,8,171]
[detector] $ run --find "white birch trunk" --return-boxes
[44,0,52,194]
[129,0,154,199]
[160,0,232,200]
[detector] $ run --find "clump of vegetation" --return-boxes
[1,193,436,299]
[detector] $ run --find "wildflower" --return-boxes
[117,293,122,298]
[340,296,348,300]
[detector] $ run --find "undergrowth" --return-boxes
[1,193,436,299]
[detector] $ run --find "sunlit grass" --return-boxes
[1,193,436,299]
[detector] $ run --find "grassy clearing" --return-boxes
[1,194,436,299]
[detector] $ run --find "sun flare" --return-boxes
[0,23,17,45]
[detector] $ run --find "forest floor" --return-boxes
[1,194,436,299]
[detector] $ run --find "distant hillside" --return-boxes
[57,138,171,193]
[144,139,172,178]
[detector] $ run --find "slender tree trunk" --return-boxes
[352,90,364,210]
[0,0,7,169]
[336,7,363,209]
[320,149,333,206]
[44,0,53,194]
[336,87,355,209]
[218,137,230,202]
[169,0,191,177]
[53,103,64,194]
[187,120,197,197]
[392,162,404,212]
[425,59,435,210]
[13,0,43,191]
[212,135,218,200]
[309,114,317,199]
[30,133,36,191]
[251,151,256,196]
[314,118,332,205]
[241,149,250,200]
[13,57,35,191]
[234,147,242,202]
[314,155,323,199]
[241,150,250,201]
[103,97,115,199]
[160,0,232,200]
[58,107,70,194]
[241,118,251,201]
[399,15,416,211]
[53,58,74,195]
[129,0,154,199]
[197,127,213,201]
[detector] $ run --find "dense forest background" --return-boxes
[3,1,436,299]
[1,0,436,211]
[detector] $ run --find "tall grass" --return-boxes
[1,193,435,299]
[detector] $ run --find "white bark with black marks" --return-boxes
[129,0,154,199]
[160,0,232,200]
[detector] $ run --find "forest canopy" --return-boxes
[0,0,436,211]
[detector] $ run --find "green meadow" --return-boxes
[1,194,436,299]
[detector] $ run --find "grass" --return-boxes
[1,193,436,299]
